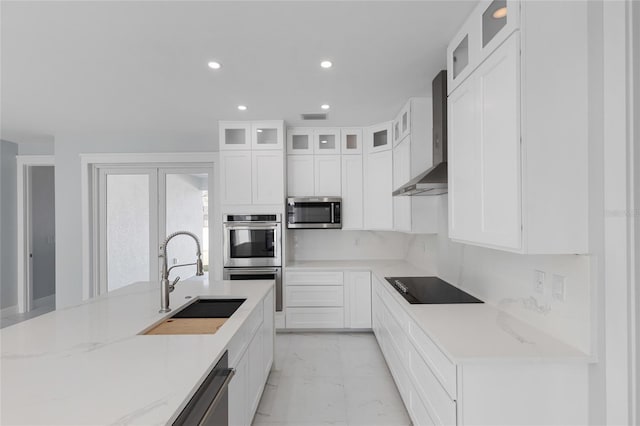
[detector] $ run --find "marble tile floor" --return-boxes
[252,332,411,426]
[0,303,55,329]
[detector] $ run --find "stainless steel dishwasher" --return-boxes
[173,351,234,426]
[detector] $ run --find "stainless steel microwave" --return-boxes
[286,197,341,229]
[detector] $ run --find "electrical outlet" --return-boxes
[552,274,566,302]
[354,238,360,246]
[533,270,545,294]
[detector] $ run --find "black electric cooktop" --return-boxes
[384,276,483,304]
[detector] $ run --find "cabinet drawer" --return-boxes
[382,326,411,404]
[286,307,344,328]
[285,271,344,286]
[286,285,344,307]
[408,320,457,399]
[408,344,457,426]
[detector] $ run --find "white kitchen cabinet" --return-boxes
[314,155,341,196]
[448,1,588,254]
[284,270,345,329]
[228,347,249,426]
[313,128,341,155]
[366,121,392,153]
[449,35,520,249]
[228,289,274,426]
[286,127,314,154]
[220,151,253,205]
[393,137,412,233]
[344,271,371,329]
[364,149,393,230]
[341,155,364,230]
[287,155,315,197]
[341,128,363,154]
[446,0,520,95]
[286,155,341,197]
[220,121,252,150]
[252,151,285,205]
[251,121,284,150]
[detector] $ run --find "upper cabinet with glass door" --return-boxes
[287,128,314,154]
[251,121,284,150]
[219,121,252,150]
[313,128,341,155]
[447,0,520,95]
[341,128,363,155]
[366,122,392,154]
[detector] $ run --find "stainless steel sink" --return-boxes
[171,298,246,319]
[142,298,246,335]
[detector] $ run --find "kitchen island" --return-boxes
[0,279,275,425]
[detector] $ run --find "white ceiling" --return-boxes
[0,1,475,144]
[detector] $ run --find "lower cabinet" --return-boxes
[228,289,275,426]
[284,270,371,329]
[371,275,588,426]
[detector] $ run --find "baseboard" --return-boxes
[33,294,55,309]
[0,305,18,318]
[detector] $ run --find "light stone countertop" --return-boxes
[0,279,273,426]
[286,259,590,364]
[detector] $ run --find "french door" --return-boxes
[94,164,211,294]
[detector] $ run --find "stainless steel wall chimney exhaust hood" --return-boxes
[393,70,448,196]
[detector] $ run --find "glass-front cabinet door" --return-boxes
[286,128,314,154]
[366,122,392,153]
[480,0,519,62]
[341,128,363,154]
[313,128,341,155]
[219,121,252,150]
[251,121,284,150]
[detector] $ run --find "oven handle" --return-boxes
[226,268,279,275]
[224,225,278,231]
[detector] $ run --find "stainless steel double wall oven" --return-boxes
[223,214,282,311]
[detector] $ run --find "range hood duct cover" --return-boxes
[394,69,448,196]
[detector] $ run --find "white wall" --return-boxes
[0,140,18,310]
[286,229,411,262]
[54,133,215,308]
[405,196,592,354]
[31,166,56,301]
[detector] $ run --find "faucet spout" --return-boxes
[159,231,204,313]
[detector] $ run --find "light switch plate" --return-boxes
[533,270,545,294]
[552,274,566,302]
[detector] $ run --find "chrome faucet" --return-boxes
[159,231,204,313]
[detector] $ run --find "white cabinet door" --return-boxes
[287,128,314,154]
[366,122,392,153]
[286,285,344,307]
[364,150,393,230]
[251,121,284,150]
[448,76,481,242]
[220,151,253,205]
[345,271,371,329]
[220,121,252,150]
[247,328,264,418]
[287,155,315,196]
[229,350,249,426]
[262,289,274,377]
[393,137,411,233]
[475,32,521,249]
[314,155,341,196]
[252,151,284,204]
[341,155,363,230]
[313,128,341,155]
[341,128,363,154]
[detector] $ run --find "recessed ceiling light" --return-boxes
[320,60,333,69]
[492,7,507,19]
[321,140,328,144]
[321,104,330,110]
[208,61,222,69]
[237,105,247,111]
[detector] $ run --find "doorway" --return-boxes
[16,156,56,318]
[93,164,211,295]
